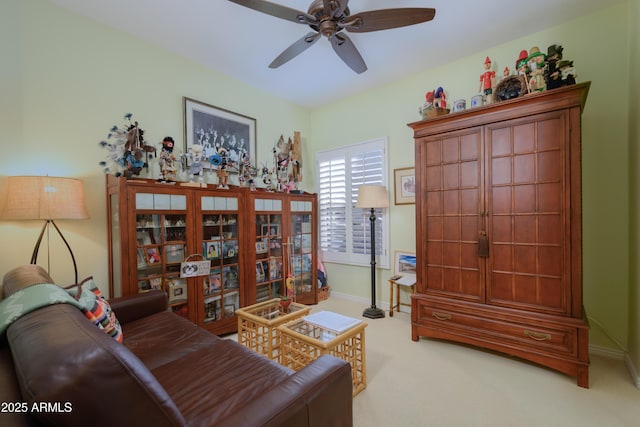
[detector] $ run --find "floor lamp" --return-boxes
[356,185,388,319]
[1,176,89,283]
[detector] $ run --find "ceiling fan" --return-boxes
[228,0,436,73]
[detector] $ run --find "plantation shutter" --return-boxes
[316,138,388,267]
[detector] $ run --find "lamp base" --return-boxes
[363,306,385,319]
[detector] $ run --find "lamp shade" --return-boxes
[2,176,89,220]
[355,185,389,209]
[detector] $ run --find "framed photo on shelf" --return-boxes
[165,244,184,263]
[256,261,266,283]
[183,97,257,169]
[394,167,416,205]
[136,231,151,246]
[167,279,187,304]
[204,241,220,260]
[255,239,268,254]
[394,251,417,278]
[149,276,162,290]
[145,246,161,265]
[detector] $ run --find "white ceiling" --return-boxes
[49,0,619,109]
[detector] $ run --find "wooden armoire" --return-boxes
[408,82,591,387]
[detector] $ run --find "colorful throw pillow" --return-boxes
[65,277,123,343]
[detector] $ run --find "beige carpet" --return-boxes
[313,296,640,427]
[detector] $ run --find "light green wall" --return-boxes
[310,3,632,353]
[0,0,310,288]
[628,0,640,378]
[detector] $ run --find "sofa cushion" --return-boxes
[8,304,186,427]
[151,339,295,425]
[122,310,225,370]
[66,277,123,343]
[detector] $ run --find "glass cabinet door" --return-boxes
[289,200,314,301]
[200,195,241,328]
[132,191,189,318]
[254,197,284,302]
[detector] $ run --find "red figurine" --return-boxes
[479,56,496,104]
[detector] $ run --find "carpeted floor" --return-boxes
[315,296,640,427]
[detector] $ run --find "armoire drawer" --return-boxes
[417,300,578,356]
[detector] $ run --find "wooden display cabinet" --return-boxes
[408,83,591,387]
[246,192,318,305]
[106,176,246,334]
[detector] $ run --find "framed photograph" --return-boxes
[256,261,266,283]
[145,246,161,265]
[255,239,268,254]
[394,251,417,278]
[165,244,184,264]
[183,97,257,169]
[204,241,220,260]
[167,279,187,304]
[394,167,416,205]
[136,231,151,246]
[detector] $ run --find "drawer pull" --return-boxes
[524,330,551,341]
[432,312,452,321]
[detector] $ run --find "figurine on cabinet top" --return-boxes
[158,136,177,181]
[479,56,496,104]
[558,60,577,86]
[182,144,205,183]
[544,44,564,90]
[216,163,229,189]
[434,87,447,109]
[526,46,547,92]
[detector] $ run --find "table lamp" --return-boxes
[2,176,89,283]
[355,184,388,319]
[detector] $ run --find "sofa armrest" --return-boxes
[216,355,353,427]
[109,290,168,324]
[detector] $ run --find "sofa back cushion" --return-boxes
[8,303,186,427]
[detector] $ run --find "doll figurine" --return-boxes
[434,87,447,109]
[158,136,177,181]
[545,44,564,90]
[216,163,229,189]
[526,46,547,92]
[479,56,496,104]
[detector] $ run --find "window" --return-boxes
[316,137,389,268]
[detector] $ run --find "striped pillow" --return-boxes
[66,277,123,343]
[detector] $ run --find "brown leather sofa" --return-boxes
[0,265,353,427]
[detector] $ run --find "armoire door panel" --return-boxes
[485,112,570,315]
[421,127,483,302]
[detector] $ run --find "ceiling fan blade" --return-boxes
[269,32,321,69]
[341,8,436,33]
[330,33,367,74]
[227,0,315,25]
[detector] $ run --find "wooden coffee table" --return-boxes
[236,298,311,362]
[278,311,367,396]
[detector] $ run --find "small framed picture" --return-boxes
[394,251,417,277]
[145,246,161,265]
[255,239,268,254]
[167,279,187,304]
[149,276,162,290]
[137,231,152,246]
[394,167,416,205]
[165,244,184,264]
[256,261,266,283]
[137,248,147,268]
[204,241,220,260]
[208,272,221,293]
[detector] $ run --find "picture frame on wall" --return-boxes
[183,97,257,170]
[394,167,416,205]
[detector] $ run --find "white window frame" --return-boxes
[316,137,389,269]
